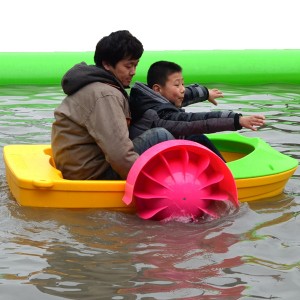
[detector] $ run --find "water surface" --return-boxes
[0,84,299,299]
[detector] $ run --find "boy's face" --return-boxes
[103,58,139,88]
[155,72,185,108]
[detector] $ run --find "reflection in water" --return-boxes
[0,84,300,299]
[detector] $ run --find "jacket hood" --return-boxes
[129,82,178,121]
[61,62,128,98]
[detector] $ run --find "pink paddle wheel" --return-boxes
[123,140,239,221]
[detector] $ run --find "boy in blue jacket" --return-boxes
[129,61,265,160]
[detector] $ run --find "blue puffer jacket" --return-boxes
[129,82,242,139]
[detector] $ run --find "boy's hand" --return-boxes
[239,115,266,131]
[208,89,223,106]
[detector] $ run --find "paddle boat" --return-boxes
[1,50,299,220]
[4,132,298,213]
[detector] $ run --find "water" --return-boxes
[0,84,299,300]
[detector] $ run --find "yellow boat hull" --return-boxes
[3,138,298,209]
[235,168,297,202]
[4,144,132,210]
[220,149,297,202]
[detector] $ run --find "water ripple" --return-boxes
[0,84,299,299]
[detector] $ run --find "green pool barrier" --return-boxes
[1,50,300,85]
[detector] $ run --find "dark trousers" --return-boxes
[186,134,226,162]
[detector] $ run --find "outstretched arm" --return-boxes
[183,85,223,107]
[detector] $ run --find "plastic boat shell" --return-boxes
[3,133,298,209]
[208,133,298,202]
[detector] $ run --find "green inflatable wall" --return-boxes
[1,50,300,85]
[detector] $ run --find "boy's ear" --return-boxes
[152,84,161,93]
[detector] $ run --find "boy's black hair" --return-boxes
[147,61,182,88]
[94,30,144,67]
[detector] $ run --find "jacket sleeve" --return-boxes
[144,109,241,138]
[182,84,209,107]
[158,106,240,123]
